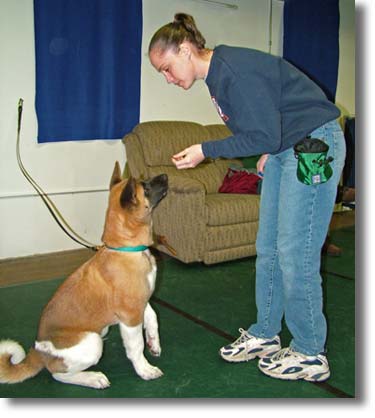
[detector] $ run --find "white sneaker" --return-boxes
[258,347,330,382]
[219,328,281,363]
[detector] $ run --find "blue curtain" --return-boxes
[34,0,142,143]
[283,0,340,102]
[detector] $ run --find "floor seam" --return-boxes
[152,295,354,398]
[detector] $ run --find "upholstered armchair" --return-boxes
[123,121,259,264]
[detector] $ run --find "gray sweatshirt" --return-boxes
[202,45,340,158]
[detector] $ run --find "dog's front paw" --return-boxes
[138,364,163,380]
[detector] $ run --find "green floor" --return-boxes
[0,226,355,398]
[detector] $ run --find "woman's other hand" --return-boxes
[257,154,269,176]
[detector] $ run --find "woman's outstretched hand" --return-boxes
[172,144,205,169]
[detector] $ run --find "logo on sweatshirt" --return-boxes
[211,97,229,122]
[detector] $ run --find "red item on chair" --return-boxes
[219,168,261,194]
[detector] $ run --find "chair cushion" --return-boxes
[133,121,246,194]
[205,193,260,226]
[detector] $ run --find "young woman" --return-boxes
[148,13,346,382]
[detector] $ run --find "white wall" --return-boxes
[0,0,355,259]
[141,0,273,123]
[0,0,125,258]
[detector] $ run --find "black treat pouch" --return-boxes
[293,137,334,185]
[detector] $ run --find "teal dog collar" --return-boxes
[105,245,148,252]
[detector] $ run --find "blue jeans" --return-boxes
[248,120,346,355]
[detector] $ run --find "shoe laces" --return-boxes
[271,347,297,361]
[232,328,251,346]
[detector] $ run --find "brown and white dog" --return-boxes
[0,163,168,389]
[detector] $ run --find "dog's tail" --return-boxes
[0,340,44,384]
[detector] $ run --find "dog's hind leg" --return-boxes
[36,332,110,389]
[119,322,163,380]
[52,370,110,389]
[143,303,161,357]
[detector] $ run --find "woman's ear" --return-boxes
[178,43,192,58]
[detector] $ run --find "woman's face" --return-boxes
[149,45,196,90]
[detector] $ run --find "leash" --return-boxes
[16,99,177,256]
[16,99,100,252]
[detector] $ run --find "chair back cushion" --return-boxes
[133,121,210,167]
[131,121,241,193]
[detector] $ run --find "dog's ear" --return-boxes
[120,177,137,208]
[110,161,122,189]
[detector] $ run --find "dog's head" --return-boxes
[110,162,168,215]
[102,162,168,247]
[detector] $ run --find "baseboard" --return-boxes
[0,210,354,288]
[0,248,94,287]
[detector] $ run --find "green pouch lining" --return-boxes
[293,137,334,185]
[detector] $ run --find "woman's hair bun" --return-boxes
[149,13,206,53]
[173,13,206,49]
